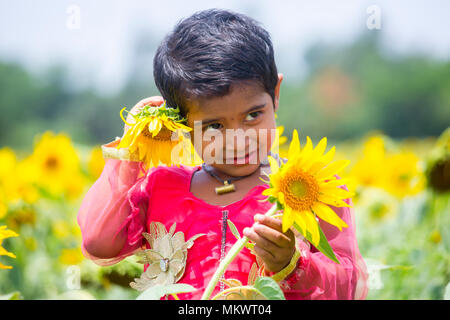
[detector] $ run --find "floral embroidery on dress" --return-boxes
[129,221,204,291]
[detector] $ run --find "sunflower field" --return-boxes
[0,127,448,300]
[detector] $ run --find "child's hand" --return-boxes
[123,96,165,135]
[243,214,296,273]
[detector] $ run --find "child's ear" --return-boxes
[274,73,283,113]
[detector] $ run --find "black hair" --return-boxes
[153,8,278,117]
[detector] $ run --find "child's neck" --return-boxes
[189,163,270,207]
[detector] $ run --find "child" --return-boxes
[77,8,368,300]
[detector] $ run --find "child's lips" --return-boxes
[225,150,257,164]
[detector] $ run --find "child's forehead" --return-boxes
[186,80,268,117]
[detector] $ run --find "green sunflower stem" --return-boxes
[201,203,278,300]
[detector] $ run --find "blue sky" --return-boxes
[0,0,449,94]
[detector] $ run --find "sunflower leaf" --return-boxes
[293,222,340,264]
[253,277,286,300]
[227,220,241,241]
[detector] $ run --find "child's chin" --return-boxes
[218,162,262,177]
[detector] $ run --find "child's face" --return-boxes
[186,74,283,177]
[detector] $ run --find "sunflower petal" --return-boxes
[163,120,179,132]
[262,188,275,197]
[268,155,279,175]
[320,146,335,165]
[318,194,352,208]
[314,137,327,158]
[150,118,163,136]
[303,211,320,246]
[298,136,313,167]
[320,186,355,200]
[282,206,295,232]
[277,192,285,206]
[319,178,351,188]
[293,210,307,236]
[288,129,301,160]
[315,160,351,181]
[130,121,147,147]
[138,141,147,161]
[312,202,348,231]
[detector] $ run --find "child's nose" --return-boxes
[224,132,251,150]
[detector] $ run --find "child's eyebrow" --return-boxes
[201,103,267,126]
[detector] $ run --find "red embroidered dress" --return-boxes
[77,141,369,300]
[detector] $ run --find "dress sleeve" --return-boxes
[77,138,151,266]
[280,179,369,300]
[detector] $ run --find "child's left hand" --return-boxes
[243,214,296,273]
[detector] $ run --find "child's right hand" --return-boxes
[123,96,165,135]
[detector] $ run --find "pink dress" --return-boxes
[77,148,369,300]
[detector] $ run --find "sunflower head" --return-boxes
[117,101,194,168]
[262,129,353,251]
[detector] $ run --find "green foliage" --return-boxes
[1,31,449,151]
[253,277,286,300]
[357,190,450,299]
[0,291,23,300]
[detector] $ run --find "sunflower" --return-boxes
[117,102,193,168]
[262,129,353,246]
[0,225,19,270]
[349,134,387,188]
[27,131,83,198]
[381,151,425,198]
[87,146,105,179]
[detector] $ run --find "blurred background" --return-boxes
[0,0,449,300]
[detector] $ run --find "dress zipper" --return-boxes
[219,209,229,292]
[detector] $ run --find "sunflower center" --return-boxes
[281,169,319,211]
[289,181,307,197]
[45,156,59,169]
[142,126,173,141]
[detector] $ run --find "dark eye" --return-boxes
[245,111,261,121]
[205,123,223,131]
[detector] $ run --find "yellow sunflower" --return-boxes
[27,131,83,198]
[381,151,425,198]
[262,129,353,247]
[117,102,192,168]
[350,134,387,188]
[0,225,19,270]
[87,146,105,179]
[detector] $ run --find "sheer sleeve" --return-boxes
[281,177,369,300]
[77,139,151,266]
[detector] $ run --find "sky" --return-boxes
[0,0,449,94]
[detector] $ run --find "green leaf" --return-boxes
[253,277,286,300]
[0,291,23,300]
[276,201,283,210]
[293,222,340,264]
[227,219,241,241]
[136,283,196,300]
